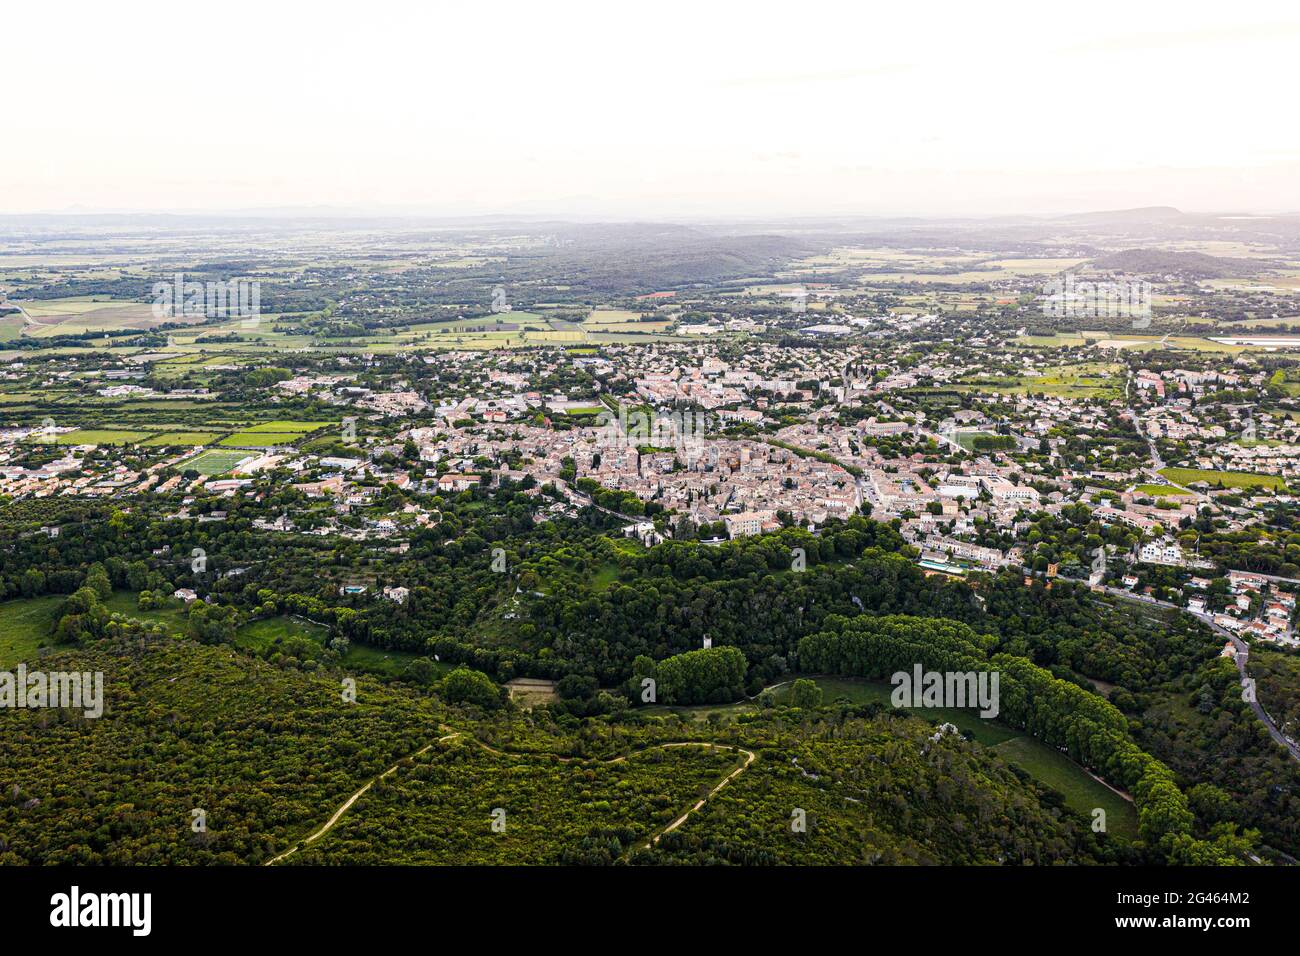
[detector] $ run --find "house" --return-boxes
[173,588,198,603]
[622,521,664,547]
[382,586,409,604]
[1228,570,1267,593]
[1138,538,1183,566]
[437,473,481,493]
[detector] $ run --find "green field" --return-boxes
[235,615,332,652]
[0,315,24,341]
[0,595,64,667]
[242,420,334,433]
[583,308,671,332]
[53,429,155,445]
[103,591,192,630]
[181,448,255,475]
[1016,331,1248,354]
[220,420,332,448]
[235,615,439,678]
[955,431,1000,452]
[1133,483,1194,497]
[992,737,1137,840]
[786,676,1019,745]
[957,363,1122,400]
[342,642,436,678]
[141,431,222,446]
[1158,467,1284,491]
[784,676,1138,836]
[220,431,296,448]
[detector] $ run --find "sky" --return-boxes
[5,0,1300,218]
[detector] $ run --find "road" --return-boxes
[563,485,641,524]
[1123,372,1256,518]
[1094,583,1300,763]
[1201,621,1300,762]
[1123,375,1165,471]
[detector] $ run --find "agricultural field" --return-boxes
[220,431,296,447]
[141,431,222,446]
[788,248,1092,285]
[220,420,332,448]
[14,296,159,337]
[242,420,335,433]
[1158,467,1285,491]
[1133,484,1194,498]
[1015,331,1252,354]
[583,308,672,331]
[50,428,156,445]
[25,419,235,448]
[958,363,1121,400]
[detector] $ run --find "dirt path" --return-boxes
[637,743,756,851]
[264,732,461,866]
[264,728,755,865]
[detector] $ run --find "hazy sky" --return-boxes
[6,0,1300,217]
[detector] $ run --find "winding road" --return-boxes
[1094,583,1300,764]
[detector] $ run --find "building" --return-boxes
[437,473,482,493]
[1138,539,1183,566]
[724,510,776,539]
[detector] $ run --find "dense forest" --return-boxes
[0,468,1294,865]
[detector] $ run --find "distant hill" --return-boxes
[529,224,821,293]
[1088,247,1270,278]
[1061,206,1188,225]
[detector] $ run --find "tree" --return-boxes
[440,667,501,709]
[656,646,747,706]
[402,657,437,685]
[789,678,823,709]
[84,562,112,601]
[53,587,109,644]
[186,602,238,645]
[557,674,598,700]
